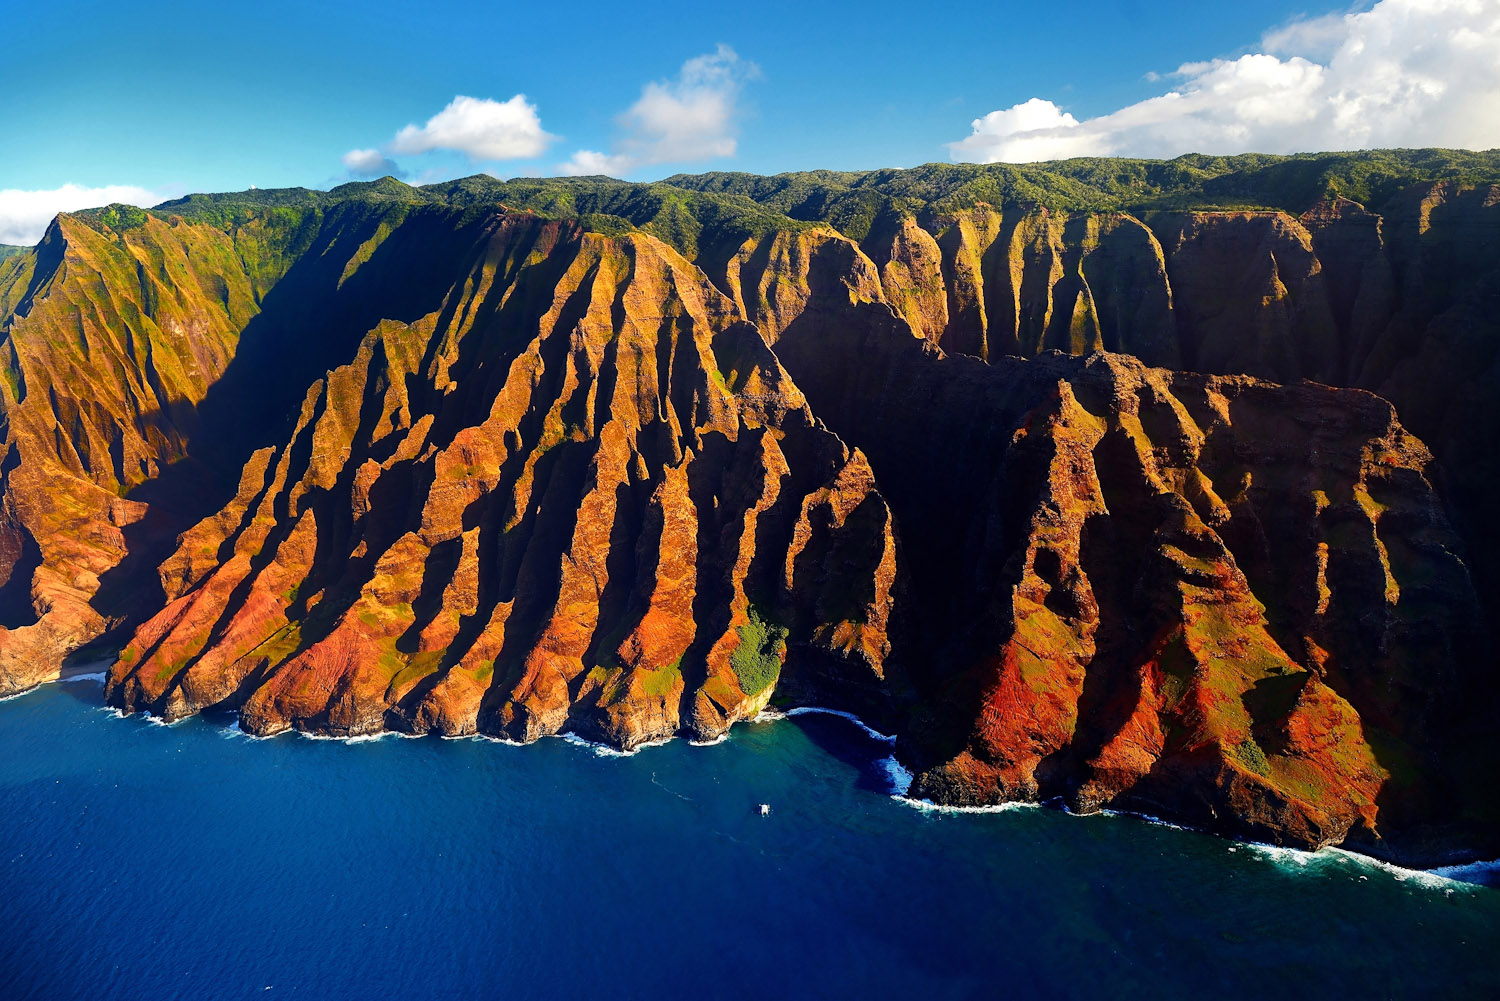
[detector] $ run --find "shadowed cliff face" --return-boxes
[0,163,1495,863]
[789,184,1500,632]
[767,291,1481,858]
[104,216,897,749]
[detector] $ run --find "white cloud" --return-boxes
[0,183,163,247]
[1261,11,1350,59]
[949,0,1500,163]
[562,45,756,177]
[387,94,555,161]
[561,149,630,177]
[950,98,1098,163]
[341,148,401,178]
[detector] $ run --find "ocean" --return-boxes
[2,677,1496,1000]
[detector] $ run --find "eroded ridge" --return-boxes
[769,299,1477,853]
[106,216,897,748]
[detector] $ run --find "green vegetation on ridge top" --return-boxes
[50,148,1500,263]
[667,148,1500,218]
[139,173,811,264]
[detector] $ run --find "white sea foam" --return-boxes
[1077,809,1476,890]
[1245,842,1318,867]
[1095,807,1191,833]
[880,755,914,796]
[0,664,111,701]
[559,731,673,758]
[1226,840,1488,891]
[342,731,395,744]
[289,727,423,744]
[1325,847,1489,890]
[457,732,527,747]
[894,795,1041,815]
[137,710,187,728]
[887,780,1481,891]
[779,706,913,796]
[784,706,896,743]
[58,684,1496,889]
[1430,859,1500,885]
[289,729,342,741]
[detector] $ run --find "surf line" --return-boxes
[72,689,1500,887]
[759,705,1500,887]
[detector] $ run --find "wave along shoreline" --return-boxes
[11,674,1497,885]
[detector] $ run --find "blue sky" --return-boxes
[1,0,1497,243]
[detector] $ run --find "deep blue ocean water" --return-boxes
[2,677,1497,1001]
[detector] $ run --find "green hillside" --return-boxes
[87,148,1500,261]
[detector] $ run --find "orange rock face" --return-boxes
[0,171,1493,864]
[0,213,256,694]
[105,216,897,752]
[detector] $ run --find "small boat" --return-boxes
[759,803,770,816]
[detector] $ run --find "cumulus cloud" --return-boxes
[952,98,1098,163]
[388,94,555,161]
[949,0,1500,163]
[340,94,556,174]
[0,183,162,247]
[562,45,756,177]
[341,148,401,178]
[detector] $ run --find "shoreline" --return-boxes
[10,671,1498,884]
[0,658,110,702]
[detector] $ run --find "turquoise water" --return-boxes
[2,678,1497,1000]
